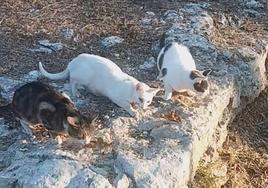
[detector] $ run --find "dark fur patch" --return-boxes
[193,80,209,92]
[10,81,89,139]
[158,43,174,70]
[190,70,203,80]
[159,33,167,49]
[201,80,209,90]
[193,83,204,92]
[161,68,167,77]
[164,43,172,53]
[158,53,164,70]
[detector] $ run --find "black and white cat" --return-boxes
[157,42,212,100]
[39,54,159,117]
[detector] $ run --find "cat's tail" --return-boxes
[39,62,69,80]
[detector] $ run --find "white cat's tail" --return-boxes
[39,62,69,80]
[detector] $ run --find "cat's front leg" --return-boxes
[157,73,163,81]
[163,82,173,100]
[19,119,33,136]
[115,100,138,117]
[55,135,63,145]
[122,103,138,117]
[70,80,81,98]
[48,131,64,145]
[125,106,138,117]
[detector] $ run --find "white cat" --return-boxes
[157,42,212,100]
[39,54,159,117]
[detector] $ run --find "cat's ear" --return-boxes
[148,88,160,96]
[39,102,56,112]
[136,83,144,92]
[67,116,79,128]
[202,69,212,77]
[190,70,203,80]
[193,79,209,92]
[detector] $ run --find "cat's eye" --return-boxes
[139,97,144,103]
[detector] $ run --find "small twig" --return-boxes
[0,16,6,25]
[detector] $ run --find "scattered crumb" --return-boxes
[172,92,200,108]
[161,110,182,123]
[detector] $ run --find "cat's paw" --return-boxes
[129,110,138,117]
[55,135,63,145]
[127,108,139,118]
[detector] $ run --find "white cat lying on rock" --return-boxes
[39,54,159,117]
[157,42,212,100]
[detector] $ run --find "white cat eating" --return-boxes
[157,42,212,100]
[39,54,159,117]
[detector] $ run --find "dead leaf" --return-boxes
[161,110,181,123]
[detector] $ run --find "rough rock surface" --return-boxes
[240,0,264,9]
[30,40,64,53]
[101,36,124,48]
[139,57,156,70]
[140,11,158,28]
[63,28,74,41]
[0,3,267,188]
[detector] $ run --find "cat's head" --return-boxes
[189,69,212,94]
[65,112,95,143]
[59,97,93,142]
[134,82,160,109]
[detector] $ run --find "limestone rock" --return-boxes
[30,40,63,53]
[88,174,113,188]
[63,28,74,40]
[0,77,21,101]
[101,36,124,48]
[0,177,17,188]
[160,10,182,24]
[190,11,214,35]
[241,0,264,9]
[140,11,158,28]
[139,57,156,70]
[22,70,42,82]
[114,174,129,188]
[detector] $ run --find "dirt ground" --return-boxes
[0,0,267,187]
[220,86,268,188]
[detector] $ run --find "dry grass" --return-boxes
[194,165,218,188]
[0,0,146,40]
[220,89,268,188]
[0,0,161,77]
[1,0,79,37]
[221,146,268,187]
[209,16,267,50]
[204,0,268,51]
[161,110,182,123]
